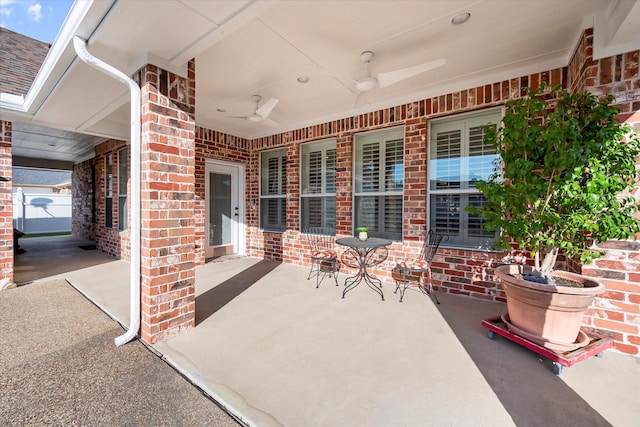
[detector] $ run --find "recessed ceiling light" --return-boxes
[297,76,310,84]
[451,12,471,25]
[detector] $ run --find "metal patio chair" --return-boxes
[393,230,448,303]
[303,227,340,288]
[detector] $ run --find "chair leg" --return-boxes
[315,260,339,288]
[316,260,324,288]
[307,260,316,280]
[398,282,407,302]
[421,271,441,305]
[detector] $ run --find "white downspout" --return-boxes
[73,36,141,346]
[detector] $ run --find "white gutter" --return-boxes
[73,36,141,347]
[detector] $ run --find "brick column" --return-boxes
[0,120,13,286]
[569,29,640,355]
[137,61,196,343]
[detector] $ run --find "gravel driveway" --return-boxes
[0,279,240,426]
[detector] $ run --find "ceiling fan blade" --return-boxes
[261,118,280,127]
[378,58,446,88]
[255,97,279,119]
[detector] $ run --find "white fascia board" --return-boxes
[1,0,117,119]
[21,1,98,113]
[0,93,27,115]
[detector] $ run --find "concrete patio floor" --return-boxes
[12,236,640,426]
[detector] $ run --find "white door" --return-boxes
[205,161,244,258]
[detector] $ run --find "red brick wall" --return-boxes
[569,29,640,355]
[583,241,640,354]
[71,159,95,241]
[194,129,250,265]
[135,60,196,343]
[69,30,639,353]
[0,120,13,282]
[241,30,640,355]
[248,69,568,299]
[93,139,129,259]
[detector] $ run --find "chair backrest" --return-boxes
[303,227,336,252]
[420,230,448,264]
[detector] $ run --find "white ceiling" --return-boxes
[4,0,640,164]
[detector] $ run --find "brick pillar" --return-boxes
[137,61,196,343]
[570,28,640,355]
[0,120,13,285]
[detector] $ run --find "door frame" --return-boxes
[204,159,246,257]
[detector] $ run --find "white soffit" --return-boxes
[593,0,640,59]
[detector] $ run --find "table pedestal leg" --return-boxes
[341,248,384,301]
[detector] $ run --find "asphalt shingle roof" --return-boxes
[0,27,50,96]
[12,167,70,187]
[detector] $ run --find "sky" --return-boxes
[0,0,74,44]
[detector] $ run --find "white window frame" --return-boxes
[428,108,502,249]
[259,148,287,232]
[353,127,404,241]
[300,138,337,232]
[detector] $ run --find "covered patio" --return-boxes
[2,0,639,353]
[13,236,640,426]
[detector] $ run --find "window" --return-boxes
[354,127,404,241]
[260,148,286,232]
[105,153,113,228]
[118,147,128,231]
[429,109,501,248]
[300,139,336,231]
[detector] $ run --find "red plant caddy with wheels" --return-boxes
[481,315,613,375]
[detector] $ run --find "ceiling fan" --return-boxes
[354,51,446,92]
[232,95,279,125]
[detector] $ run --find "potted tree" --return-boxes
[469,85,640,351]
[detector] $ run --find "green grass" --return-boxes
[23,232,72,238]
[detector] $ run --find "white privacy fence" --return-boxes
[13,189,72,234]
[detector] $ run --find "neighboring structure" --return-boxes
[0,28,49,96]
[1,1,639,355]
[12,167,72,194]
[12,167,72,234]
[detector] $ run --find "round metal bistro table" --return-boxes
[336,237,392,301]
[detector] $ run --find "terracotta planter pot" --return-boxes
[495,264,605,350]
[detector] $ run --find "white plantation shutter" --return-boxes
[105,153,113,228]
[118,147,128,231]
[308,150,322,193]
[429,110,500,248]
[385,139,403,191]
[354,127,404,240]
[468,124,496,188]
[301,139,337,230]
[260,149,286,231]
[361,142,380,192]
[433,130,462,190]
[432,194,460,235]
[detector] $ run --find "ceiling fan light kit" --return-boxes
[356,76,379,92]
[451,12,471,25]
[229,94,279,125]
[356,51,379,91]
